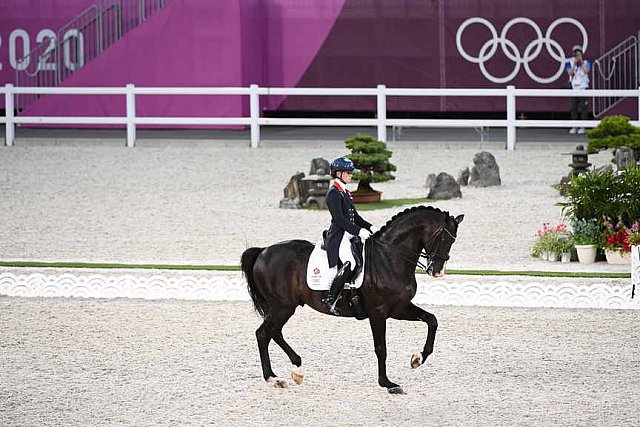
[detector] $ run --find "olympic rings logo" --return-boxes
[456,17,588,84]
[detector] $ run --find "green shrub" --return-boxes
[558,166,640,231]
[586,115,640,161]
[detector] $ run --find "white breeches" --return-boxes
[338,232,356,267]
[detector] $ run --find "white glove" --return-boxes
[358,228,371,239]
[370,225,379,234]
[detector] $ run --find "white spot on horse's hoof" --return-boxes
[411,352,423,369]
[291,366,304,385]
[267,376,289,388]
[388,386,405,395]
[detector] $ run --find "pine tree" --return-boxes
[345,134,396,194]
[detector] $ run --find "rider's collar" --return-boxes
[333,179,347,192]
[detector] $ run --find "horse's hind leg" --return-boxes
[271,308,305,384]
[256,307,302,387]
[256,321,279,383]
[392,302,438,368]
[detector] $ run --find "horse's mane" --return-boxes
[373,205,449,238]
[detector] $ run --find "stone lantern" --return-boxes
[301,174,331,208]
[558,145,592,195]
[565,144,592,177]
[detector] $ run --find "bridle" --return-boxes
[372,225,456,272]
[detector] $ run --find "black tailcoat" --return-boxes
[325,184,372,268]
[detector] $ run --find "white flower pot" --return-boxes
[548,251,557,262]
[605,249,631,265]
[541,251,549,261]
[575,244,597,264]
[561,252,571,263]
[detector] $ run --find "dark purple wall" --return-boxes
[281,0,640,114]
[2,0,639,120]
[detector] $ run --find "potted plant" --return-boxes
[625,221,640,263]
[557,236,575,263]
[602,218,632,264]
[571,218,600,264]
[344,134,396,203]
[532,223,569,262]
[532,222,554,260]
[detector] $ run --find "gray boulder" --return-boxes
[309,158,331,176]
[457,167,470,186]
[425,173,437,189]
[469,151,501,187]
[615,146,635,171]
[279,172,305,209]
[427,172,462,200]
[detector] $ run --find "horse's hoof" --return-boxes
[267,377,289,389]
[388,386,405,395]
[411,352,423,369]
[290,367,304,385]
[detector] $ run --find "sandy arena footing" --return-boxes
[1,297,639,426]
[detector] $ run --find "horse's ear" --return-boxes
[454,214,464,224]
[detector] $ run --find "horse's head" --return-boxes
[373,206,464,277]
[424,213,464,277]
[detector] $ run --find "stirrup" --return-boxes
[322,295,341,315]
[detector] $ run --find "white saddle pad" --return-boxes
[306,240,366,291]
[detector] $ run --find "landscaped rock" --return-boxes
[469,151,501,187]
[427,172,462,200]
[615,146,635,171]
[279,172,305,209]
[425,173,437,189]
[457,167,470,186]
[309,158,331,176]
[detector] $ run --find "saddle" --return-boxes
[311,232,367,319]
[309,235,365,291]
[321,230,364,279]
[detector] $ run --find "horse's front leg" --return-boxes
[392,302,438,368]
[369,315,404,394]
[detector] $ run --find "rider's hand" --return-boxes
[358,228,371,239]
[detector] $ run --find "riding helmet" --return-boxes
[330,157,359,177]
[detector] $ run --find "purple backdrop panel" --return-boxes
[21,0,247,127]
[261,0,346,110]
[0,0,97,109]
[280,0,441,112]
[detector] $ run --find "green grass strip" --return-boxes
[417,268,630,279]
[0,260,241,271]
[0,260,630,278]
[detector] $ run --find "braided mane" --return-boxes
[373,205,448,238]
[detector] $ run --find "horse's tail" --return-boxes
[241,247,268,318]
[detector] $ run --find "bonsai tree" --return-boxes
[344,134,396,194]
[586,115,640,162]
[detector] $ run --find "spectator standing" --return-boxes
[566,44,591,134]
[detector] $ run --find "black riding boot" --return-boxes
[322,262,352,315]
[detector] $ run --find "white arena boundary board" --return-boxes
[0,268,638,310]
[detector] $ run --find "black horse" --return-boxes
[241,206,463,394]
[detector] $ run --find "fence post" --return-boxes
[250,84,260,148]
[4,84,15,147]
[125,84,136,147]
[506,85,516,150]
[377,84,387,143]
[637,86,640,123]
[632,245,639,300]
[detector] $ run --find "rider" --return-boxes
[322,157,375,314]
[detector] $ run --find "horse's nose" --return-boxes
[434,271,445,278]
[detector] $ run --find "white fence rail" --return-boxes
[2,84,640,149]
